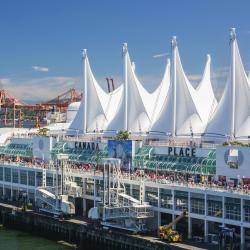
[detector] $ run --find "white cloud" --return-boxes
[32,66,49,72]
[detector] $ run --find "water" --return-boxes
[0,227,72,250]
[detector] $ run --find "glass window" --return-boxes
[12,169,19,184]
[20,170,27,185]
[244,200,250,222]
[160,189,172,209]
[86,180,94,196]
[0,167,3,181]
[46,174,53,187]
[175,191,188,211]
[207,199,222,217]
[225,197,241,221]
[28,171,35,186]
[145,187,158,207]
[4,168,11,182]
[191,193,204,214]
[36,172,42,187]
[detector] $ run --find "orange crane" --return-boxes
[40,88,82,111]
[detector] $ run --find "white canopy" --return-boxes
[175,40,217,136]
[68,30,250,140]
[206,28,250,139]
[123,44,171,134]
[150,37,217,137]
[68,50,123,134]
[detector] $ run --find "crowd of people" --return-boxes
[1,155,250,195]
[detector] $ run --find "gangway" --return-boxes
[88,158,154,233]
[35,187,75,216]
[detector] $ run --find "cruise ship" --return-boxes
[1,28,250,248]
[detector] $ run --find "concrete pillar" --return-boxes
[204,193,208,242]
[241,198,245,250]
[10,168,13,200]
[188,192,192,239]
[83,178,87,216]
[188,216,192,239]
[241,198,244,223]
[240,226,245,250]
[171,189,175,211]
[222,196,225,226]
[204,192,207,216]
[26,170,29,193]
[157,187,161,228]
[52,172,54,187]
[94,177,96,207]
[172,214,176,230]
[171,189,175,230]
[3,167,5,198]
[204,220,208,242]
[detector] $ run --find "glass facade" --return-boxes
[96,180,103,197]
[4,168,11,182]
[0,167,3,181]
[225,197,241,221]
[175,191,188,211]
[46,174,53,187]
[12,169,19,183]
[74,177,83,187]
[36,172,42,187]
[160,189,172,209]
[86,179,94,196]
[145,187,158,207]
[20,170,27,185]
[28,171,35,186]
[207,195,223,217]
[244,200,250,222]
[190,193,205,214]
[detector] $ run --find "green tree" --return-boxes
[115,130,130,140]
[37,128,50,136]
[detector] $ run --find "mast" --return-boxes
[82,49,87,134]
[123,43,128,131]
[230,28,236,140]
[171,36,177,137]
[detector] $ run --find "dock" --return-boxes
[0,202,216,250]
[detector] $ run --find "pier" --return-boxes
[0,203,169,250]
[0,203,212,250]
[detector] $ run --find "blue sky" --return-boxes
[0,0,250,102]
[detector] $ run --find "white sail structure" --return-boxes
[175,39,217,136]
[206,28,250,139]
[149,60,173,136]
[124,44,151,133]
[68,49,123,134]
[146,37,217,138]
[122,43,170,134]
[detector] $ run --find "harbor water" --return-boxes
[0,227,73,250]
